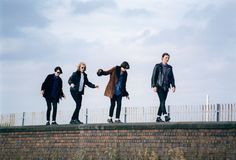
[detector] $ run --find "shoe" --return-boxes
[46,122,50,125]
[165,116,171,122]
[70,120,76,124]
[76,120,84,124]
[51,121,58,125]
[156,117,164,122]
[107,119,113,123]
[114,120,122,123]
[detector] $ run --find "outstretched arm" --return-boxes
[97,67,115,76]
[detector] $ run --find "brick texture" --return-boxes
[0,122,236,160]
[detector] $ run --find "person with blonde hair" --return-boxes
[68,62,98,124]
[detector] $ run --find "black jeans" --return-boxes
[46,98,57,121]
[109,95,122,119]
[157,87,168,116]
[70,90,82,120]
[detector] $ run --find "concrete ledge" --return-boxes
[1,122,236,133]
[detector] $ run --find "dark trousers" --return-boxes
[71,90,82,120]
[157,88,168,116]
[109,95,122,119]
[46,98,57,121]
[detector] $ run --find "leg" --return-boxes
[157,88,170,122]
[46,98,52,121]
[71,91,82,120]
[109,96,116,118]
[115,95,122,119]
[157,88,168,116]
[52,99,58,121]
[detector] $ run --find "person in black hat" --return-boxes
[41,66,65,125]
[97,61,130,123]
[151,53,176,122]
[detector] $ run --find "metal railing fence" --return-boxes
[1,103,235,126]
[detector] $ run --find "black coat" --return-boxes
[151,63,175,90]
[41,74,64,103]
[68,71,96,94]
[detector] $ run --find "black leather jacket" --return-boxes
[151,63,175,91]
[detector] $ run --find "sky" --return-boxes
[0,0,236,114]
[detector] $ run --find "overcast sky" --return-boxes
[0,0,236,114]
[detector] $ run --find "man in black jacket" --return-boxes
[151,53,176,122]
[68,62,98,124]
[41,66,65,125]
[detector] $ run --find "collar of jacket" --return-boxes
[76,71,87,76]
[115,66,127,78]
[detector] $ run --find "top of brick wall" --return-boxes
[0,122,236,133]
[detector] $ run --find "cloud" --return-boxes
[199,2,236,53]
[0,0,49,37]
[122,8,152,17]
[1,0,236,115]
[71,0,117,15]
[139,1,236,55]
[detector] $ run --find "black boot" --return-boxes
[156,117,164,122]
[165,116,171,122]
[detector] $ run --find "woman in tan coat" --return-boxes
[97,61,130,123]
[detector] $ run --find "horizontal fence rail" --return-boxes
[1,104,236,126]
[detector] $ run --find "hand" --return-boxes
[71,83,75,88]
[152,87,157,92]
[41,90,44,96]
[172,87,176,93]
[97,69,103,76]
[126,96,130,100]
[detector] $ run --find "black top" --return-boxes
[41,74,64,102]
[151,63,175,91]
[68,71,96,95]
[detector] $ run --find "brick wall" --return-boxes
[0,122,236,160]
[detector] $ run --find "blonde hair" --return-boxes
[77,62,86,71]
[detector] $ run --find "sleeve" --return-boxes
[151,65,158,88]
[99,67,115,76]
[170,68,176,88]
[41,75,50,91]
[123,73,129,96]
[59,79,64,98]
[68,72,75,85]
[85,75,96,88]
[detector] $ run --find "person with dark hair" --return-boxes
[151,53,176,122]
[41,66,65,125]
[68,62,99,124]
[97,61,130,123]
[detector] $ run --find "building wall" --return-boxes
[0,122,236,160]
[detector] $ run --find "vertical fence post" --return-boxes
[86,108,88,124]
[124,107,127,123]
[22,112,25,126]
[167,105,170,118]
[216,104,220,122]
